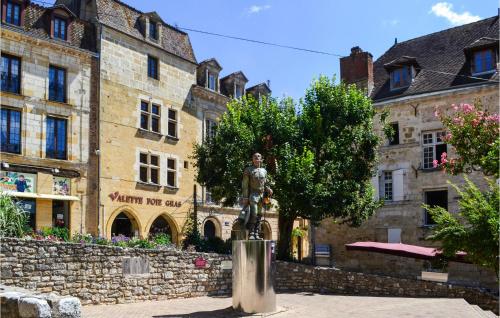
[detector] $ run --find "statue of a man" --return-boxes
[239,153,272,240]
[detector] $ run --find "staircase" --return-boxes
[469,304,498,317]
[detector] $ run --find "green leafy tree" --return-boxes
[428,102,499,276]
[193,76,381,259]
[0,193,29,237]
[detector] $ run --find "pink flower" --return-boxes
[486,114,500,122]
[441,152,447,160]
[434,108,440,117]
[462,103,474,114]
[445,133,452,141]
[452,104,459,111]
[452,117,464,126]
[471,119,480,127]
[433,160,439,168]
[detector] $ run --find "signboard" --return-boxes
[194,257,207,268]
[53,177,71,195]
[108,191,182,207]
[0,171,36,193]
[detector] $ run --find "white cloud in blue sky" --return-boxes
[430,2,481,25]
[248,4,271,14]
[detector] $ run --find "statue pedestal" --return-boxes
[232,240,276,313]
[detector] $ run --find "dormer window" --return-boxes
[472,49,495,75]
[4,0,21,26]
[207,72,216,91]
[53,16,67,40]
[149,20,158,40]
[235,84,243,98]
[390,66,411,90]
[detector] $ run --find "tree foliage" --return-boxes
[428,102,499,276]
[0,193,29,238]
[193,76,382,259]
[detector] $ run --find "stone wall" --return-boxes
[0,238,231,305]
[276,261,499,314]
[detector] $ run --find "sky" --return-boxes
[55,0,497,100]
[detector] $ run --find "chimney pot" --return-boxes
[351,46,363,55]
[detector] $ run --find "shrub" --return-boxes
[71,233,93,244]
[40,227,69,241]
[151,233,171,246]
[0,194,29,238]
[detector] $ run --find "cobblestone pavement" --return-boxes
[82,293,488,318]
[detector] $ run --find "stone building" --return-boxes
[316,16,499,268]
[0,1,96,235]
[191,58,279,242]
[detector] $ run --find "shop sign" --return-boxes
[0,171,36,193]
[108,191,182,207]
[53,177,71,195]
[194,257,207,268]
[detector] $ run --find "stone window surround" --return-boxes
[205,69,219,92]
[48,64,67,103]
[135,148,180,189]
[49,9,72,42]
[45,115,68,160]
[139,151,160,185]
[139,100,161,134]
[136,96,180,140]
[421,130,447,170]
[147,55,159,80]
[145,17,162,45]
[374,162,410,203]
[0,106,22,154]
[1,52,22,95]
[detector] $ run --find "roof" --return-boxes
[220,71,249,83]
[199,58,222,71]
[94,0,196,63]
[246,82,271,94]
[345,242,467,262]
[371,16,499,102]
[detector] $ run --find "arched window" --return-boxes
[111,212,137,237]
[203,219,216,239]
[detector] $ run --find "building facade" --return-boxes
[316,16,499,267]
[0,1,96,235]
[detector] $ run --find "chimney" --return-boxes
[340,46,374,96]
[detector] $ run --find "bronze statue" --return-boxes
[239,153,272,240]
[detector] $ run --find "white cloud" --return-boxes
[430,2,481,26]
[248,4,271,14]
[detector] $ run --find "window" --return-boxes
[424,190,448,225]
[53,17,67,40]
[422,131,447,169]
[205,119,217,141]
[166,158,176,187]
[46,117,67,160]
[1,54,21,94]
[382,171,393,201]
[390,66,411,89]
[149,21,158,40]
[5,0,21,26]
[235,84,243,98]
[472,49,495,74]
[49,65,66,103]
[388,122,399,145]
[1,108,21,153]
[208,73,216,90]
[167,109,177,138]
[139,101,160,133]
[148,55,158,79]
[16,199,36,230]
[139,153,160,184]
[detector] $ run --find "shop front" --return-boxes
[0,170,81,235]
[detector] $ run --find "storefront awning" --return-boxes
[2,191,80,201]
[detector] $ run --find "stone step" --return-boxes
[470,305,498,318]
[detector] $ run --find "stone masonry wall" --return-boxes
[276,261,499,314]
[0,238,231,305]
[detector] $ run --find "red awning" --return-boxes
[345,241,467,261]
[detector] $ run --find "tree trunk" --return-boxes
[277,213,295,261]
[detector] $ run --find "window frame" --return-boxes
[139,152,160,185]
[45,116,67,160]
[48,65,67,103]
[390,66,412,90]
[207,72,217,91]
[234,83,243,98]
[205,118,217,142]
[166,157,177,188]
[149,20,158,40]
[422,130,447,170]
[424,189,448,226]
[381,171,393,201]
[1,53,21,94]
[1,107,22,154]
[388,122,399,145]
[139,101,161,133]
[53,15,68,41]
[167,108,177,139]
[147,55,159,80]
[4,0,22,26]
[472,49,496,75]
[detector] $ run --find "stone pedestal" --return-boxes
[232,240,276,313]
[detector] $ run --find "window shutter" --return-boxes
[388,228,401,243]
[371,173,379,200]
[392,169,406,201]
